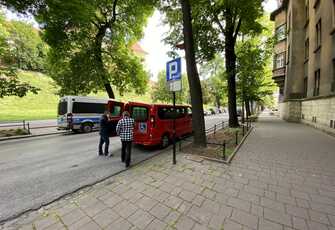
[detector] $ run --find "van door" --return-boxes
[130,105,150,142]
[108,100,124,136]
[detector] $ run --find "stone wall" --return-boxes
[301,96,335,135]
[279,96,335,135]
[279,100,301,122]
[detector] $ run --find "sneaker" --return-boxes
[108,154,114,157]
[98,153,103,156]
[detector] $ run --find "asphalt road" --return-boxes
[0,114,227,222]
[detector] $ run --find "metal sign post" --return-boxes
[166,57,182,165]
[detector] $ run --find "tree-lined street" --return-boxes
[0,113,227,222]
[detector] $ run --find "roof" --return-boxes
[131,43,148,55]
[270,0,288,21]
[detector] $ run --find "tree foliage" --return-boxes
[0,11,40,98]
[161,0,264,127]
[236,16,276,115]
[0,67,40,98]
[30,0,155,97]
[3,21,47,71]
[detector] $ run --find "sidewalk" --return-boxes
[2,115,335,230]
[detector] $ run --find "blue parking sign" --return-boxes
[166,58,181,82]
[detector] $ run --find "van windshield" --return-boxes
[58,101,67,115]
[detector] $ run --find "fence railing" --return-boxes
[178,119,252,160]
[0,121,60,135]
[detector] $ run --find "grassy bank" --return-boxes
[0,71,153,121]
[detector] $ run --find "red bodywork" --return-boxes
[107,100,192,146]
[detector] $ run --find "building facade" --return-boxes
[271,0,335,135]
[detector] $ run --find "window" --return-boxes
[303,77,308,98]
[305,39,309,60]
[110,105,121,117]
[72,102,106,114]
[275,52,285,69]
[314,69,320,96]
[316,19,322,50]
[275,24,286,41]
[58,101,67,115]
[131,106,148,122]
[158,107,186,120]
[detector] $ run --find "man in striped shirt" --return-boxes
[116,111,135,167]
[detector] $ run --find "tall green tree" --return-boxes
[236,16,275,116]
[2,20,47,71]
[37,0,155,98]
[1,0,156,98]
[160,0,207,147]
[200,55,227,108]
[0,11,39,98]
[161,0,264,127]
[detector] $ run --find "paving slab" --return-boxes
[2,115,335,230]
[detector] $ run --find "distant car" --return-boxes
[209,108,216,115]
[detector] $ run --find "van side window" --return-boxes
[132,106,148,121]
[187,107,192,115]
[72,102,106,114]
[110,105,121,117]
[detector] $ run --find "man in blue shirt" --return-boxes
[98,111,111,156]
[116,111,135,167]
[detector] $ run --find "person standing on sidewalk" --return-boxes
[98,111,112,156]
[116,111,135,167]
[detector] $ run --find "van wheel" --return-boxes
[161,135,170,148]
[81,123,93,133]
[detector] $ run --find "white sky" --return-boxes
[4,0,278,81]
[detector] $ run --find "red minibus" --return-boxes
[108,101,192,147]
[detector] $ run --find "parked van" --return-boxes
[108,101,192,147]
[57,96,110,133]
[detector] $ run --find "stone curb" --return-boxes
[0,131,69,142]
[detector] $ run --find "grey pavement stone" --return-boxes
[292,216,308,230]
[328,214,335,226]
[105,218,132,230]
[251,204,264,217]
[33,216,58,230]
[149,203,171,220]
[192,195,206,207]
[164,210,180,226]
[83,201,107,217]
[175,215,195,230]
[136,196,158,211]
[178,189,197,202]
[208,214,225,229]
[264,208,292,227]
[92,208,119,228]
[60,208,86,226]
[258,218,283,230]
[201,198,221,214]
[260,197,285,213]
[238,190,260,205]
[67,216,91,230]
[223,219,243,230]
[285,204,308,219]
[145,219,167,230]
[113,200,138,219]
[75,221,101,230]
[227,197,251,213]
[308,210,330,225]
[43,222,66,230]
[231,209,258,229]
[187,205,212,225]
[296,198,310,209]
[128,209,155,230]
[306,220,329,230]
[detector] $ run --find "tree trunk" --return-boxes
[180,0,207,147]
[245,99,251,117]
[225,34,239,127]
[215,95,221,109]
[95,26,115,99]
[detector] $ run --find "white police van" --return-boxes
[57,96,108,133]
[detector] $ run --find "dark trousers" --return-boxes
[121,141,132,166]
[99,135,109,155]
